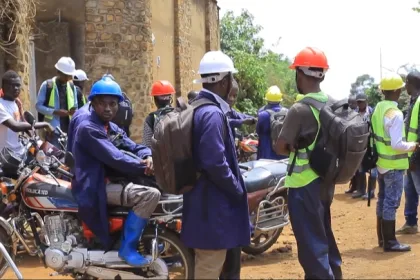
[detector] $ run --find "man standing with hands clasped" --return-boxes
[276,47,342,279]
[372,73,418,252]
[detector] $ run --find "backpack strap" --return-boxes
[191,98,228,142]
[331,99,349,111]
[299,97,326,111]
[266,109,275,116]
[176,97,188,110]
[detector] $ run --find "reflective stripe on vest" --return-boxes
[371,100,409,170]
[285,92,328,188]
[407,96,420,156]
[45,77,76,122]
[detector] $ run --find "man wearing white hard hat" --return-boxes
[73,69,89,108]
[36,56,78,147]
[181,51,250,279]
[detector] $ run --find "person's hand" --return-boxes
[42,122,54,132]
[243,118,257,125]
[142,156,154,176]
[54,109,69,117]
[69,107,76,116]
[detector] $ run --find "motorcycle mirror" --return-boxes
[23,111,36,126]
[64,152,75,169]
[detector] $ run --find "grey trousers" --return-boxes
[106,182,161,219]
[194,249,227,279]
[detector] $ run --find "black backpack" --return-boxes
[266,108,288,150]
[361,119,378,171]
[113,92,133,129]
[38,79,76,122]
[145,106,175,132]
[292,97,369,184]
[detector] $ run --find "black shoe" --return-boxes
[345,177,357,194]
[382,219,411,252]
[362,191,375,200]
[352,191,365,199]
[377,216,383,247]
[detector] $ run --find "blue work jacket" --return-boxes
[227,109,252,130]
[72,111,151,249]
[256,103,287,160]
[181,90,250,250]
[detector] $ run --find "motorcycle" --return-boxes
[0,111,193,279]
[235,130,259,163]
[240,159,289,255]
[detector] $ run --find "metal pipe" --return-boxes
[0,242,23,279]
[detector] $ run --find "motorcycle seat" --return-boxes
[242,161,288,193]
[108,194,183,216]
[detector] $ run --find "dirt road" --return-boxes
[4,184,420,279]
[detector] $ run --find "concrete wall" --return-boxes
[190,0,207,92]
[151,0,176,86]
[34,22,71,92]
[35,0,85,68]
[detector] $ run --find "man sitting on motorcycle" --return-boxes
[72,75,161,267]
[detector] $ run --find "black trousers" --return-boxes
[220,247,242,279]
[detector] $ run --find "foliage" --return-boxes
[350,74,374,96]
[413,1,420,13]
[220,10,297,116]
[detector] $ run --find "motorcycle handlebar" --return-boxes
[56,167,74,179]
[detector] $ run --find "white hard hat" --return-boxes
[55,57,76,76]
[73,69,89,81]
[194,51,238,84]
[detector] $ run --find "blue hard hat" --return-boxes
[88,74,123,102]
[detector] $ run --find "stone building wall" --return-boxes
[84,0,154,142]
[205,0,220,51]
[174,0,193,98]
[84,0,219,142]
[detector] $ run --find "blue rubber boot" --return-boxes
[119,211,151,267]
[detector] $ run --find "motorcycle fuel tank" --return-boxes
[22,173,78,212]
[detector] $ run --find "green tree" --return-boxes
[220,9,297,116]
[350,74,374,96]
[365,84,382,107]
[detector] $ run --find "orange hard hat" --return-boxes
[289,47,329,70]
[151,80,176,96]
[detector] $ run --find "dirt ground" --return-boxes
[4,184,420,279]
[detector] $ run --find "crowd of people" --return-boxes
[0,46,420,279]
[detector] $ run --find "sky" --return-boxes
[218,0,420,99]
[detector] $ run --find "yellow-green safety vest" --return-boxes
[82,95,87,105]
[371,100,408,170]
[407,96,420,157]
[45,77,76,122]
[285,92,328,188]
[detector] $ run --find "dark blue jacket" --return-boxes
[227,109,252,130]
[256,103,287,160]
[72,111,151,249]
[181,90,250,249]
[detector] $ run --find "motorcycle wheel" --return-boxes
[0,228,13,278]
[241,227,282,255]
[142,229,194,279]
